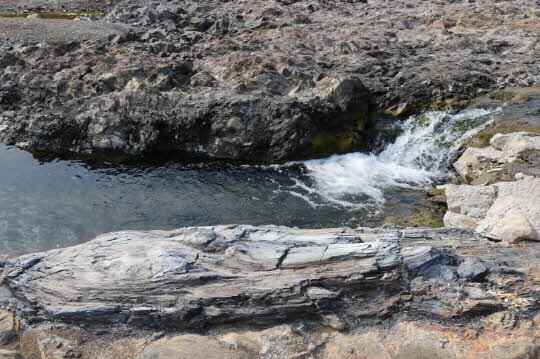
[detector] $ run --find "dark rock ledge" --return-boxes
[1,0,539,162]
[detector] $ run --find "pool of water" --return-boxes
[0,144,432,255]
[0,107,497,256]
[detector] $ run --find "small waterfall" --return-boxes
[297,108,498,208]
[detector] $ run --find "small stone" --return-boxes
[532,314,540,327]
[457,258,489,280]
[190,71,218,88]
[26,14,42,19]
[484,311,517,329]
[36,333,81,359]
[462,329,478,339]
[321,314,347,331]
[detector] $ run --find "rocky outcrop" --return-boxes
[134,318,540,359]
[0,224,531,322]
[0,225,477,327]
[0,37,374,161]
[444,178,540,242]
[1,0,539,160]
[0,224,539,358]
[454,132,540,185]
[444,132,540,243]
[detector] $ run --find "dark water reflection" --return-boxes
[0,144,427,256]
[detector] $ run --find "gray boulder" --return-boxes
[0,225,473,328]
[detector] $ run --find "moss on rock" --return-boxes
[430,188,446,196]
[311,131,360,156]
[384,210,444,228]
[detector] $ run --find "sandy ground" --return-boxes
[0,18,130,43]
[0,0,119,12]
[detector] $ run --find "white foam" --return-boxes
[297,108,497,208]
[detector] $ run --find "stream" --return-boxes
[0,108,496,255]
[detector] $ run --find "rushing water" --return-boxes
[300,108,496,208]
[0,108,496,255]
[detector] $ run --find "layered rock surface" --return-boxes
[0,224,539,358]
[0,225,471,327]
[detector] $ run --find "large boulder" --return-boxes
[476,178,540,243]
[444,177,540,243]
[0,225,488,328]
[443,184,498,229]
[446,132,540,243]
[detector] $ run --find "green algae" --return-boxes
[311,131,360,155]
[384,210,444,228]
[430,188,446,196]
[310,118,370,157]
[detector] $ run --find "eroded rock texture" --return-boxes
[1,0,539,160]
[454,132,540,184]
